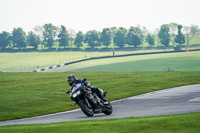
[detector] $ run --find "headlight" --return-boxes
[72,90,81,98]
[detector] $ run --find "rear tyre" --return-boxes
[79,100,94,117]
[103,102,113,115]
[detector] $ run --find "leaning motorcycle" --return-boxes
[66,78,113,117]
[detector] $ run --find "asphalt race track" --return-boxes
[0,84,200,126]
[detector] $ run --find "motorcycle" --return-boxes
[66,78,113,117]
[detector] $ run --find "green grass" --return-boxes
[189,35,200,45]
[73,55,200,72]
[46,51,200,72]
[1,112,200,133]
[0,52,113,72]
[0,50,166,72]
[1,72,200,121]
[1,49,200,72]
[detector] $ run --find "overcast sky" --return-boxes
[0,0,200,33]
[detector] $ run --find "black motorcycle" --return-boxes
[66,78,113,117]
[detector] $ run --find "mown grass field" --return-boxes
[1,112,199,133]
[1,48,200,132]
[0,48,200,72]
[1,72,200,121]
[0,51,112,72]
[46,51,200,72]
[0,50,168,72]
[73,54,200,72]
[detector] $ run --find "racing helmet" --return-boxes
[67,74,77,86]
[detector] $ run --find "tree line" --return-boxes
[0,23,200,51]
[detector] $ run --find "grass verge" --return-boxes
[0,112,200,133]
[72,56,200,72]
[0,50,164,72]
[47,51,200,72]
[0,72,200,121]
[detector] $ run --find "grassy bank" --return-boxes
[0,50,167,72]
[1,112,200,133]
[1,50,200,72]
[73,54,200,72]
[0,52,112,72]
[47,51,200,72]
[1,72,200,121]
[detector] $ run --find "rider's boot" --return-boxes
[91,87,109,104]
[97,89,108,104]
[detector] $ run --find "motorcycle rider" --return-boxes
[67,74,108,103]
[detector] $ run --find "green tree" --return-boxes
[174,25,185,45]
[183,25,200,48]
[126,26,143,47]
[68,29,76,47]
[138,25,148,46]
[169,23,178,46]
[27,31,40,49]
[146,34,155,46]
[158,24,170,46]
[0,31,11,49]
[43,23,58,50]
[84,30,100,49]
[113,27,127,48]
[110,27,117,38]
[74,31,84,48]
[100,28,111,47]
[33,25,44,42]
[153,28,160,46]
[11,27,27,49]
[58,25,69,48]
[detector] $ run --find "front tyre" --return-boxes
[79,100,94,117]
[103,102,113,115]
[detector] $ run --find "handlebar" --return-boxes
[82,78,87,83]
[66,78,87,95]
[66,90,71,94]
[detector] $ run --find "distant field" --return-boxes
[1,112,199,133]
[0,49,178,72]
[73,52,200,72]
[0,51,111,72]
[0,50,167,72]
[1,72,200,121]
[46,51,200,72]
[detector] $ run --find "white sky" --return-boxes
[0,0,200,33]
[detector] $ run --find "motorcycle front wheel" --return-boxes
[103,102,113,115]
[79,100,94,117]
